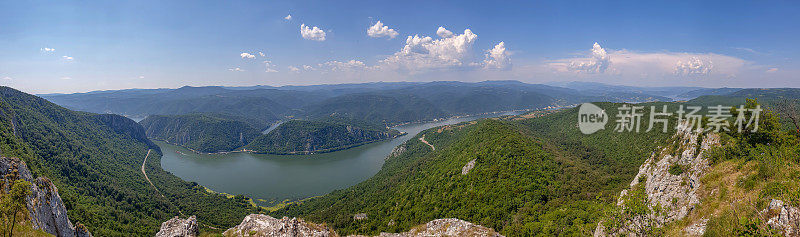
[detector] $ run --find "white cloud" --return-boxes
[766,67,779,73]
[367,21,399,39]
[240,52,256,59]
[567,42,610,73]
[483,42,511,70]
[284,14,292,21]
[300,24,326,41]
[228,67,245,72]
[436,27,453,38]
[258,52,265,57]
[60,76,72,80]
[546,43,748,82]
[675,57,713,76]
[381,28,478,73]
[288,66,300,73]
[138,76,145,79]
[40,47,55,52]
[62,55,74,61]
[303,65,314,70]
[264,61,278,72]
[2,76,11,80]
[319,60,371,72]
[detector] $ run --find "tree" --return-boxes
[773,98,800,134]
[0,179,31,237]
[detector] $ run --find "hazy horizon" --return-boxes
[2,0,799,94]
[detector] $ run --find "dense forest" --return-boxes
[139,113,263,153]
[44,81,689,127]
[0,87,257,236]
[244,118,402,154]
[272,103,676,236]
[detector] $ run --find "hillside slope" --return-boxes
[0,86,257,236]
[273,103,674,236]
[244,119,403,154]
[140,114,262,153]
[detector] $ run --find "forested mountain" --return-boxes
[0,87,257,236]
[245,119,403,154]
[43,81,683,126]
[273,103,676,236]
[139,114,263,153]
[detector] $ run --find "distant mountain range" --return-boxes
[43,81,721,126]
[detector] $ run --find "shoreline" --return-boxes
[152,106,564,156]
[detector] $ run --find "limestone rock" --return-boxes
[762,199,800,236]
[156,216,199,237]
[374,218,503,237]
[461,159,476,175]
[0,156,92,237]
[223,214,334,237]
[595,122,720,236]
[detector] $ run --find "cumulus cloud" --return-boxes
[62,55,74,61]
[483,42,511,70]
[381,28,478,72]
[300,24,326,41]
[40,47,55,52]
[2,76,11,80]
[228,67,245,72]
[138,76,145,79]
[674,57,713,76]
[367,21,399,39]
[60,76,72,80]
[258,52,265,57]
[436,27,453,38]
[547,42,748,81]
[567,42,610,73]
[264,61,278,72]
[303,65,313,70]
[288,66,300,73]
[284,14,292,21]
[240,52,256,59]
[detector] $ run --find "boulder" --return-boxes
[156,216,199,237]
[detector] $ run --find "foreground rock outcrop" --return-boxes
[373,218,503,237]
[763,199,800,237]
[222,214,335,237]
[156,216,198,237]
[595,122,720,236]
[215,214,502,237]
[0,156,92,237]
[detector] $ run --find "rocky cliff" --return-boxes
[0,156,92,237]
[595,122,720,236]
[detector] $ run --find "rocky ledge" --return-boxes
[222,214,335,237]
[0,156,92,237]
[156,216,198,237]
[371,218,503,237]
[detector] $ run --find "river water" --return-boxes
[159,112,521,204]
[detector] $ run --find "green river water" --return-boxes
[159,112,520,205]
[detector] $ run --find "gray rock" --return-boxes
[461,159,477,175]
[595,122,720,236]
[762,199,800,236]
[223,214,334,237]
[373,218,503,237]
[156,215,198,237]
[0,156,92,237]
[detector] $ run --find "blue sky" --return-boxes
[1,0,798,93]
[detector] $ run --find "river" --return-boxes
[159,111,522,205]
